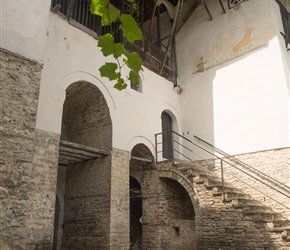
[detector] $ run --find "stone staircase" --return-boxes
[157,160,290,249]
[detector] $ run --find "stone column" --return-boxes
[109,149,130,250]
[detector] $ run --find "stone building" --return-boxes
[1,0,290,249]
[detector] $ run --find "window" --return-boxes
[130,76,142,93]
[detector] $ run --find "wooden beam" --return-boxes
[176,1,199,33]
[201,0,213,21]
[160,0,183,74]
[131,156,154,163]
[219,0,226,14]
[143,0,159,58]
[58,154,88,163]
[60,140,109,156]
[157,6,161,48]
[59,150,92,160]
[58,140,109,166]
[66,0,77,20]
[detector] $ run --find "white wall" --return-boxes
[0,0,51,62]
[176,0,290,155]
[36,13,180,154]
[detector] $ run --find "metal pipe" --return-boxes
[221,159,225,200]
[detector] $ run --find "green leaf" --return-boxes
[98,34,125,58]
[99,62,118,80]
[102,8,118,26]
[114,78,127,91]
[126,0,134,3]
[90,0,109,17]
[128,70,139,84]
[120,14,142,43]
[114,43,125,58]
[124,51,143,72]
[98,34,114,56]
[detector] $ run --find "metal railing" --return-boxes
[155,130,290,209]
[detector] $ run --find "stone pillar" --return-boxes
[0,49,59,249]
[109,149,130,250]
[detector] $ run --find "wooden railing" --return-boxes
[51,0,177,82]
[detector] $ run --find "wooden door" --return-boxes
[161,112,173,159]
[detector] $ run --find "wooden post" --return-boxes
[157,6,161,48]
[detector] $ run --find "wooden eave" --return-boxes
[58,140,109,166]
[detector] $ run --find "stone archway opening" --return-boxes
[130,176,142,249]
[130,143,155,249]
[159,177,196,250]
[53,81,112,249]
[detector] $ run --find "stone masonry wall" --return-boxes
[62,156,111,249]
[130,161,161,250]
[158,178,196,250]
[0,49,59,249]
[61,81,112,150]
[158,160,290,249]
[198,147,290,216]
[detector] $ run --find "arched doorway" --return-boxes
[130,176,142,249]
[53,81,112,249]
[130,143,157,249]
[161,111,173,159]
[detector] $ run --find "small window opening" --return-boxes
[173,226,180,237]
[131,76,142,93]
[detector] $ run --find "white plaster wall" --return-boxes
[0,0,51,62]
[36,13,180,154]
[176,0,290,156]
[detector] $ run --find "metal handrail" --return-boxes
[155,130,290,210]
[194,135,290,191]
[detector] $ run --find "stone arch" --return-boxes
[160,103,179,134]
[159,107,180,161]
[158,169,199,211]
[36,71,115,135]
[158,169,198,249]
[59,71,115,109]
[61,80,112,149]
[130,143,157,249]
[131,143,155,162]
[54,81,112,249]
[127,136,155,160]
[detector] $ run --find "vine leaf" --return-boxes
[90,0,144,90]
[90,0,108,17]
[90,0,117,25]
[114,43,125,58]
[98,34,114,56]
[128,70,139,84]
[124,51,143,73]
[102,8,118,26]
[120,14,142,43]
[99,62,118,80]
[114,78,127,91]
[98,34,125,58]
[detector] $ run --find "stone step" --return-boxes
[212,185,239,193]
[231,198,262,208]
[223,191,250,201]
[193,173,220,182]
[242,204,273,215]
[272,218,290,228]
